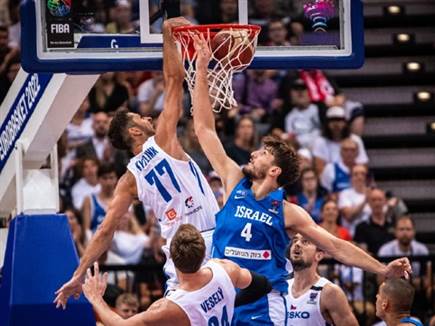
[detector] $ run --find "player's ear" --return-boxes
[128,126,143,137]
[315,250,324,262]
[269,166,282,178]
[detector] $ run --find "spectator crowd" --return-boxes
[0,0,433,325]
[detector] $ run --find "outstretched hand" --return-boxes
[193,33,212,72]
[163,17,192,35]
[384,257,412,279]
[82,262,108,305]
[54,274,84,310]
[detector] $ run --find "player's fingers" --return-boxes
[94,262,100,277]
[86,268,92,280]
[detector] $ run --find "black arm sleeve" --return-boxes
[234,271,272,307]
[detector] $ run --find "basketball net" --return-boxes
[173,24,261,112]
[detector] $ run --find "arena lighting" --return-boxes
[404,62,423,73]
[415,91,433,102]
[426,122,435,134]
[385,5,403,15]
[395,33,413,44]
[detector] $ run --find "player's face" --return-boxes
[243,148,275,180]
[289,234,317,271]
[375,283,387,319]
[129,113,155,136]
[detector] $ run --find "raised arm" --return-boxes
[284,201,412,278]
[54,171,136,309]
[154,17,190,156]
[83,263,188,326]
[321,284,359,326]
[191,34,243,195]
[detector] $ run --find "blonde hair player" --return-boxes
[191,32,412,325]
[83,224,272,326]
[55,18,220,308]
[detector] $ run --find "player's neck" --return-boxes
[251,179,278,200]
[131,136,149,155]
[292,269,320,296]
[177,268,212,292]
[385,312,410,326]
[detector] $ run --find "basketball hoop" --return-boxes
[173,24,261,112]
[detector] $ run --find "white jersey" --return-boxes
[127,136,218,240]
[286,277,331,326]
[166,261,236,326]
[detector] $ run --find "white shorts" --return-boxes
[163,229,214,293]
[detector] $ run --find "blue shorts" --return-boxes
[232,290,287,325]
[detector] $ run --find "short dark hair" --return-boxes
[170,224,205,274]
[263,136,300,187]
[108,110,133,151]
[395,215,415,228]
[97,163,117,178]
[382,278,415,313]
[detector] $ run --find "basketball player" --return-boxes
[54,18,220,309]
[83,224,272,326]
[376,278,423,326]
[191,34,411,325]
[286,233,358,325]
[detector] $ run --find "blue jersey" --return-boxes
[212,178,290,293]
[90,194,106,232]
[332,162,350,192]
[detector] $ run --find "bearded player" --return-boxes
[54,18,219,309]
[191,33,411,325]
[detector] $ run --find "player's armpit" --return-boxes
[321,284,358,326]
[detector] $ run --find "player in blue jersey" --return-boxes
[191,34,412,325]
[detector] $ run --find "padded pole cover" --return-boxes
[0,215,95,325]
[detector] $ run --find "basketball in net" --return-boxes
[173,24,261,112]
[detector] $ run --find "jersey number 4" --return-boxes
[241,223,253,242]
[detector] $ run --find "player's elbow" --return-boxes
[194,123,213,138]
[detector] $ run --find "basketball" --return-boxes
[211,30,254,68]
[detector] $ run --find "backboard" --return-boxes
[21,0,364,73]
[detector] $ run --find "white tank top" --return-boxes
[127,137,218,240]
[166,261,236,326]
[286,277,331,326]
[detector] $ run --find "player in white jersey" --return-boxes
[286,233,358,326]
[55,17,219,309]
[83,224,272,326]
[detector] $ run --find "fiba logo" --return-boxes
[47,0,71,17]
